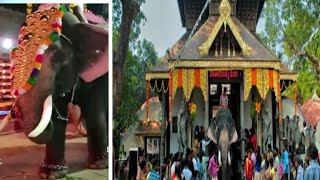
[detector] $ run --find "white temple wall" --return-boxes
[191,88,205,127]
[170,88,184,153]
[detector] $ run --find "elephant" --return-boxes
[207,108,238,180]
[8,4,108,179]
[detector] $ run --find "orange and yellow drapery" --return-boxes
[171,68,207,103]
[244,68,280,102]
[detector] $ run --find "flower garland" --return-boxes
[189,102,197,122]
[10,5,72,97]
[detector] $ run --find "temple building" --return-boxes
[144,0,297,162]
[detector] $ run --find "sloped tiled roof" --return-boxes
[147,31,190,73]
[301,92,320,127]
[170,16,279,61]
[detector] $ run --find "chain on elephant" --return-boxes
[6,4,108,179]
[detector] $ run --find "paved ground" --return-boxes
[0,132,108,180]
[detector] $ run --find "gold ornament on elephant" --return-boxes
[10,7,64,96]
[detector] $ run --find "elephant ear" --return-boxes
[229,116,238,144]
[229,130,238,145]
[69,23,108,82]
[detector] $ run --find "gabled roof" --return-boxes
[280,63,297,81]
[146,31,189,79]
[170,16,278,62]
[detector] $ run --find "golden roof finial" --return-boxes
[220,0,231,32]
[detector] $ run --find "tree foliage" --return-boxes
[260,0,320,103]
[112,0,158,158]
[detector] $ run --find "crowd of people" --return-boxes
[243,128,320,180]
[116,128,320,180]
[132,147,220,180]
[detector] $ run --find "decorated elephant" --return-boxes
[207,108,238,180]
[3,4,108,179]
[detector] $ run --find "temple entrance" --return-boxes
[208,70,242,134]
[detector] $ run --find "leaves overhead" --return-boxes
[112,0,158,158]
[260,0,320,103]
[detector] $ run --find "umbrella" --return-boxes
[137,97,162,121]
[277,96,306,132]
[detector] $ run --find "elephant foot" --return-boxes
[39,162,68,179]
[88,154,108,169]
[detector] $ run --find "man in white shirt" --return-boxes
[192,149,199,172]
[273,148,280,179]
[201,137,211,154]
[182,159,192,180]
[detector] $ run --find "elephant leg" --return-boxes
[79,75,108,169]
[39,98,69,179]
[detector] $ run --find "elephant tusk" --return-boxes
[28,95,53,137]
[228,151,231,165]
[218,150,222,166]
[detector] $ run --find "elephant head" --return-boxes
[207,108,238,180]
[10,5,108,144]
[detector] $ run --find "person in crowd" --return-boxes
[182,158,192,180]
[219,87,229,109]
[171,152,180,179]
[254,146,262,180]
[192,148,199,174]
[245,149,254,180]
[267,144,273,162]
[289,158,296,180]
[273,148,279,180]
[208,150,219,180]
[282,145,290,179]
[196,151,204,180]
[161,166,167,180]
[172,162,182,180]
[294,156,304,180]
[137,159,147,180]
[265,158,275,180]
[304,144,320,180]
[250,129,257,153]
[201,136,211,154]
[261,154,269,180]
[148,159,160,180]
[251,148,257,168]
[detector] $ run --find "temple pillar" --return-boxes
[205,73,209,130]
[240,83,245,160]
[146,80,149,121]
[160,91,166,170]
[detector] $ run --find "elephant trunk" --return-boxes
[14,48,62,144]
[219,129,230,180]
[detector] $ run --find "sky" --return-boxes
[139,0,266,57]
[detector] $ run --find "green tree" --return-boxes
[260,0,320,103]
[112,0,158,159]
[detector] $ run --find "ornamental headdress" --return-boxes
[10,5,75,97]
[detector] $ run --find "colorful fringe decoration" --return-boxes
[11,5,68,97]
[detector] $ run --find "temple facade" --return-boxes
[143,0,297,163]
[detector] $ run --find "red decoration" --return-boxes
[252,68,257,86]
[269,69,273,89]
[194,69,201,87]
